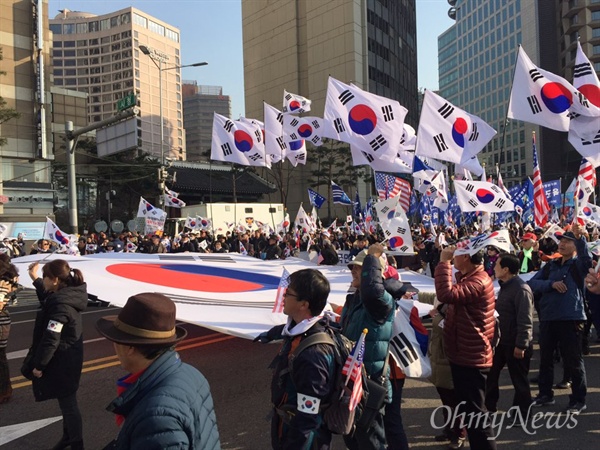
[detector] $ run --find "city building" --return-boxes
[183,83,231,162]
[49,7,186,160]
[242,0,418,214]
[439,0,598,187]
[0,0,53,222]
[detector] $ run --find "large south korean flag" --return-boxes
[322,76,407,163]
[454,180,514,213]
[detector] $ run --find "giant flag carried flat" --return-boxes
[308,188,326,209]
[44,217,76,246]
[415,90,497,165]
[508,46,600,135]
[282,90,311,114]
[454,180,515,213]
[283,115,324,146]
[211,113,268,167]
[323,77,407,163]
[331,181,353,205]
[531,132,551,227]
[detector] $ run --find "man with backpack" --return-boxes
[254,269,338,449]
[528,224,592,413]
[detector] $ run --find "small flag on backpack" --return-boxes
[343,328,368,411]
[272,267,290,313]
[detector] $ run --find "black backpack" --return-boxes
[288,327,366,435]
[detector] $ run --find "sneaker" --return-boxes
[448,436,466,449]
[555,380,572,389]
[566,402,587,413]
[532,395,555,406]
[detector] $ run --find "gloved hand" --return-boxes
[253,332,272,343]
[253,324,284,343]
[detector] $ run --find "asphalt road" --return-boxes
[2,291,599,449]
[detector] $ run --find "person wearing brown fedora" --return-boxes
[96,293,220,450]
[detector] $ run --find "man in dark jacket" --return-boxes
[265,235,283,260]
[340,244,395,450]
[254,269,336,449]
[434,245,497,450]
[528,224,591,413]
[96,293,220,450]
[485,253,534,420]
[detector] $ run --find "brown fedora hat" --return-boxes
[96,293,187,345]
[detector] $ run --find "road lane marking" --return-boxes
[0,416,63,446]
[10,333,236,387]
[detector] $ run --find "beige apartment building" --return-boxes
[50,7,186,160]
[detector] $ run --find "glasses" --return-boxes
[42,242,50,246]
[283,290,299,299]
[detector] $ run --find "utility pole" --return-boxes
[65,107,138,234]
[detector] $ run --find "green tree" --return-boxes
[0,48,20,146]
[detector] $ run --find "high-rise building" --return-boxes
[0,0,54,221]
[50,7,185,160]
[439,0,597,187]
[242,0,418,213]
[183,83,231,161]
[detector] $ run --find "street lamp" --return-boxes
[139,45,207,205]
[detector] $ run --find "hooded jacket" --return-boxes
[22,279,88,401]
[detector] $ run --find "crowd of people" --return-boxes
[0,217,599,449]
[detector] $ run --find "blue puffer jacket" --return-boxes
[340,255,394,400]
[106,350,220,450]
[527,236,592,322]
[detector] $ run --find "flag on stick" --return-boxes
[531,132,551,227]
[272,267,290,314]
[342,328,368,411]
[331,181,353,205]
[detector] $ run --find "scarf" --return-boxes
[520,248,533,273]
[282,315,322,337]
[115,369,146,426]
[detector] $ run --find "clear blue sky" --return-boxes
[49,0,454,118]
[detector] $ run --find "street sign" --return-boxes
[116,94,136,111]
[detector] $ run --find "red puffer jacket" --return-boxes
[434,262,496,368]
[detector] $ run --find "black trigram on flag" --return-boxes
[221,143,232,156]
[295,153,306,162]
[248,153,263,162]
[399,245,409,252]
[254,130,262,143]
[276,137,286,151]
[468,199,478,208]
[338,90,355,106]
[289,132,298,140]
[285,93,292,101]
[383,229,392,238]
[381,206,390,214]
[567,112,581,119]
[311,136,320,145]
[389,333,419,367]
[465,183,475,193]
[382,105,394,122]
[573,62,593,78]
[469,123,479,141]
[527,95,542,114]
[494,198,506,209]
[370,134,387,151]
[311,120,320,129]
[223,120,234,132]
[575,91,589,108]
[276,113,283,124]
[433,134,448,152]
[529,68,543,82]
[581,131,600,146]
[438,103,454,119]
[361,151,374,163]
[396,226,406,234]
[290,118,299,127]
[334,118,346,133]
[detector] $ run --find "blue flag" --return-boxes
[331,181,352,205]
[308,188,326,209]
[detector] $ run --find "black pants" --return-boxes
[343,406,386,450]
[450,364,497,450]
[485,343,532,417]
[0,347,11,399]
[58,392,83,444]
[436,387,467,440]
[538,320,587,404]
[383,378,409,450]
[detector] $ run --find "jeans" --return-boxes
[383,378,409,450]
[450,364,497,450]
[58,392,83,443]
[538,320,587,404]
[485,343,532,417]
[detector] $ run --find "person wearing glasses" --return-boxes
[30,239,53,255]
[0,256,20,404]
[22,260,87,450]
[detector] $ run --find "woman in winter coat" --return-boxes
[23,259,88,450]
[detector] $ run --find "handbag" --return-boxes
[355,355,389,430]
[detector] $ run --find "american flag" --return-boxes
[342,328,367,411]
[579,158,597,187]
[531,132,551,227]
[374,172,411,212]
[272,267,290,314]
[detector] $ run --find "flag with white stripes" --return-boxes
[331,181,353,205]
[272,267,290,314]
[531,132,551,227]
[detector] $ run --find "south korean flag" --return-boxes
[454,229,512,256]
[380,212,414,255]
[283,90,312,114]
[454,180,515,213]
[415,90,496,165]
[283,115,324,146]
[322,77,407,163]
[211,112,268,167]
